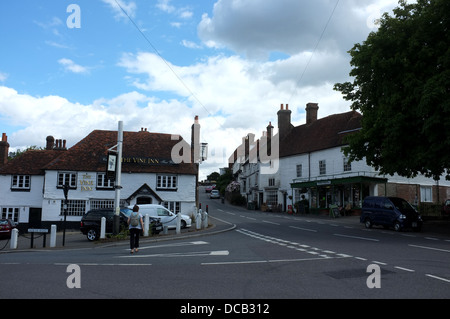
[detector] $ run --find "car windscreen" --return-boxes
[120,208,133,217]
[389,198,415,213]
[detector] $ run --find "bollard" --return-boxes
[163,225,168,235]
[176,213,181,234]
[50,224,57,248]
[203,211,208,229]
[196,208,202,230]
[144,214,149,237]
[100,217,106,239]
[10,228,18,249]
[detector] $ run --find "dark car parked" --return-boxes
[0,219,16,239]
[80,208,163,241]
[442,199,450,217]
[360,196,422,232]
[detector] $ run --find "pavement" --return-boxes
[0,214,236,253]
[1,209,449,253]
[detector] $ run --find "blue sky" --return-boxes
[0,0,406,179]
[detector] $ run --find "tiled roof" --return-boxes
[0,150,62,175]
[279,110,362,158]
[1,130,198,176]
[44,130,198,175]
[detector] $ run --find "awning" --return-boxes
[291,176,388,189]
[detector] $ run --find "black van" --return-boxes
[360,196,422,232]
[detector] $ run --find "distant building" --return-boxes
[230,103,450,213]
[0,118,201,230]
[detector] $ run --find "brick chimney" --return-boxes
[46,136,55,150]
[266,121,274,157]
[306,102,319,124]
[0,133,10,167]
[277,103,293,140]
[191,115,200,163]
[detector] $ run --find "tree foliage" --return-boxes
[334,0,450,180]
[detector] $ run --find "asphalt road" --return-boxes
[1,189,449,304]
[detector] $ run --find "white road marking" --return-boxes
[425,274,450,283]
[262,220,280,225]
[334,233,379,242]
[289,226,317,232]
[409,244,450,253]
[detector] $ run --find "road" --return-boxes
[1,189,449,303]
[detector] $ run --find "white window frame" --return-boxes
[157,175,178,190]
[319,160,326,175]
[58,172,77,188]
[1,207,20,223]
[97,172,114,189]
[11,175,31,190]
[420,186,433,203]
[164,201,180,214]
[61,200,86,216]
[343,157,352,172]
[296,164,302,178]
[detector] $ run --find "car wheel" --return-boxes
[394,222,401,232]
[181,220,187,229]
[364,218,372,229]
[86,228,99,241]
[413,225,422,232]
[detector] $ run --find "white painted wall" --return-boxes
[0,170,197,224]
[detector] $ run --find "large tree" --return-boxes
[334,0,450,180]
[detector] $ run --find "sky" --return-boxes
[0,0,408,180]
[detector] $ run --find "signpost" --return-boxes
[28,228,49,248]
[62,183,69,246]
[113,121,123,235]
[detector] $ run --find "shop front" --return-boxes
[291,175,388,215]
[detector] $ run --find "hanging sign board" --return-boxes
[106,152,117,180]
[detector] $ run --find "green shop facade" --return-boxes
[290,174,388,214]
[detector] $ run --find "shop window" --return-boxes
[90,199,114,210]
[266,190,278,207]
[61,200,86,216]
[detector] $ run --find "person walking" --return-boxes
[128,204,144,254]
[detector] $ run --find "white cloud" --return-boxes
[198,0,402,59]
[102,0,137,19]
[0,72,8,82]
[156,0,176,13]
[58,58,89,74]
[181,40,202,49]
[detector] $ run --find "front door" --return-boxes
[29,208,42,228]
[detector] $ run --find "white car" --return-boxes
[128,204,191,229]
[209,189,220,199]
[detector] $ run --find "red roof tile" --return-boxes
[0,150,63,175]
[44,130,198,175]
[279,110,362,157]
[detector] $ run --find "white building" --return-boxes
[230,103,450,214]
[0,118,201,230]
